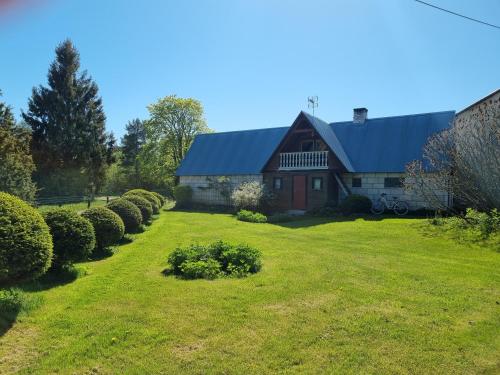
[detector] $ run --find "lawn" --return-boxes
[0,210,498,374]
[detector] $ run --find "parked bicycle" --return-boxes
[371,193,409,216]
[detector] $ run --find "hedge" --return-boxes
[0,192,53,283]
[106,198,143,233]
[123,189,160,214]
[43,209,95,269]
[81,207,125,251]
[122,195,153,223]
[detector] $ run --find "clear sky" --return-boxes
[1,0,499,140]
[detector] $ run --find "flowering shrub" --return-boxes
[231,181,264,211]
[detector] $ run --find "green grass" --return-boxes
[0,211,498,374]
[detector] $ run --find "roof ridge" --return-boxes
[330,110,455,125]
[197,126,289,136]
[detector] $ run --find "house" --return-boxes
[176,108,455,211]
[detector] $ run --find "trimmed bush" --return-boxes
[0,192,53,283]
[167,240,262,279]
[122,195,153,223]
[43,209,95,269]
[151,192,165,207]
[236,210,267,223]
[106,198,143,233]
[173,185,193,208]
[339,194,372,215]
[81,207,124,251]
[123,189,160,214]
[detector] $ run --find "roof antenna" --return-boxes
[308,96,318,116]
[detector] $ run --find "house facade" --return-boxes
[176,108,456,211]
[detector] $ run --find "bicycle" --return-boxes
[371,193,409,216]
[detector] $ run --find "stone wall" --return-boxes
[178,175,263,205]
[340,172,449,210]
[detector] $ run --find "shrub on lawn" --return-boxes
[173,185,193,209]
[167,240,262,279]
[81,207,124,251]
[236,210,267,223]
[430,208,500,242]
[210,241,262,276]
[151,192,165,207]
[43,209,95,269]
[464,208,499,238]
[339,194,372,215]
[122,195,153,223]
[0,192,53,283]
[106,198,143,233]
[123,189,160,214]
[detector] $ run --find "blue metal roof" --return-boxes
[176,127,288,176]
[176,110,455,176]
[330,111,455,172]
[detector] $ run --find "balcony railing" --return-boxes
[279,151,328,170]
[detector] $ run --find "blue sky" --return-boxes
[0,0,499,140]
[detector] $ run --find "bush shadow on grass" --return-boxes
[0,289,23,336]
[268,213,429,229]
[19,265,83,293]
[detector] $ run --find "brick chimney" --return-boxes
[353,108,368,124]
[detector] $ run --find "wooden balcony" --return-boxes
[279,151,328,170]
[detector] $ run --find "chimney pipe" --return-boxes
[353,108,368,124]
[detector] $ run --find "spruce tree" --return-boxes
[22,39,113,196]
[121,119,145,186]
[0,91,36,201]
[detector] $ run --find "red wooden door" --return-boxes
[292,175,306,210]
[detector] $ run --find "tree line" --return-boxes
[0,40,210,201]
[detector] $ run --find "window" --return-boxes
[273,177,283,190]
[312,177,323,191]
[384,177,403,188]
[352,177,362,188]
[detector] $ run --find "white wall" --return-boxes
[179,175,263,205]
[341,172,449,210]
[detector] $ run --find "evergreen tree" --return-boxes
[22,39,113,196]
[120,119,145,186]
[0,91,36,201]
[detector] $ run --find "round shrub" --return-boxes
[167,240,262,279]
[81,207,124,250]
[122,195,153,223]
[0,192,53,283]
[339,194,372,215]
[106,198,143,233]
[43,209,95,269]
[151,191,165,207]
[236,210,267,223]
[123,189,160,214]
[173,185,193,209]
